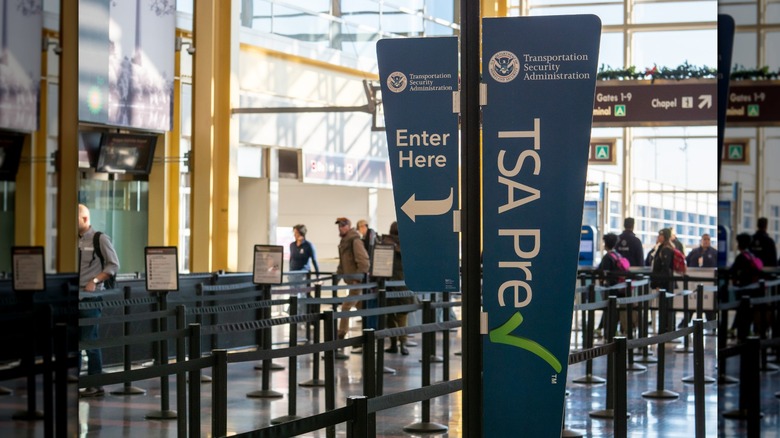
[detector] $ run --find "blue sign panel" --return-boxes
[579,225,596,267]
[376,37,460,293]
[481,16,601,437]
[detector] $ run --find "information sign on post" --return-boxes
[145,247,179,292]
[253,245,283,285]
[481,15,601,437]
[371,244,395,278]
[12,247,46,292]
[376,37,460,293]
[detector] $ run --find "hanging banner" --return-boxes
[376,37,460,293]
[482,15,601,437]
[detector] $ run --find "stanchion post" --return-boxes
[362,329,376,432]
[40,305,53,437]
[288,296,298,417]
[641,290,679,400]
[323,311,336,438]
[146,290,176,419]
[211,349,228,438]
[262,285,272,389]
[442,292,451,381]
[614,337,628,438]
[176,305,187,438]
[54,323,68,438]
[693,319,705,438]
[188,323,201,438]
[112,286,145,395]
[422,300,433,422]
[300,285,325,387]
[746,337,761,437]
[347,396,369,438]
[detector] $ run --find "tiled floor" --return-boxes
[0,319,777,437]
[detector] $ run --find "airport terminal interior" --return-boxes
[0,0,779,436]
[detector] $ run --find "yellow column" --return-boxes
[481,0,508,17]
[212,0,240,271]
[190,1,216,272]
[56,0,79,272]
[191,0,239,272]
[147,131,167,246]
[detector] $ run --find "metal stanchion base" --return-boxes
[760,363,779,372]
[723,409,764,420]
[562,427,585,437]
[588,409,613,419]
[201,374,212,383]
[270,414,302,425]
[674,345,693,353]
[67,375,79,383]
[145,410,177,420]
[335,351,349,360]
[299,379,326,387]
[403,422,448,433]
[628,363,648,372]
[718,374,739,385]
[246,389,284,398]
[634,356,658,364]
[111,386,146,395]
[572,374,606,384]
[404,340,418,347]
[641,389,679,399]
[454,351,462,356]
[384,366,396,374]
[0,386,12,395]
[12,410,44,421]
[681,374,716,384]
[254,362,285,371]
[420,355,444,363]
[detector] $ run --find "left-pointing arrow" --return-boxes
[401,188,453,222]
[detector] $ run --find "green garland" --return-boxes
[730,65,780,81]
[597,62,717,82]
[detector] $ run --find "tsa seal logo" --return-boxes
[489,51,520,83]
[387,72,408,93]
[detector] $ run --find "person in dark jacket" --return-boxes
[335,217,370,341]
[751,217,778,267]
[731,232,768,336]
[289,224,319,315]
[686,233,717,268]
[382,222,413,355]
[650,228,675,291]
[616,217,644,267]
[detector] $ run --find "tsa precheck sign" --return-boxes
[376,37,460,294]
[481,15,601,437]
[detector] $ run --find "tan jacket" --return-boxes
[337,228,370,277]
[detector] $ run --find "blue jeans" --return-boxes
[79,300,103,376]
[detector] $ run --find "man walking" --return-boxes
[752,217,778,267]
[78,204,120,397]
[335,217,370,344]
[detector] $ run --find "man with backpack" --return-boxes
[78,204,120,397]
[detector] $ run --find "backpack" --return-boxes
[92,232,117,289]
[608,251,631,284]
[744,251,764,283]
[672,248,687,274]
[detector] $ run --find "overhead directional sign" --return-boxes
[482,15,601,437]
[726,82,780,125]
[376,37,460,293]
[592,80,716,126]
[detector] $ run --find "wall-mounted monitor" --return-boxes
[78,130,103,168]
[96,133,157,175]
[0,132,25,181]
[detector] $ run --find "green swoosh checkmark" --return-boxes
[489,311,563,373]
